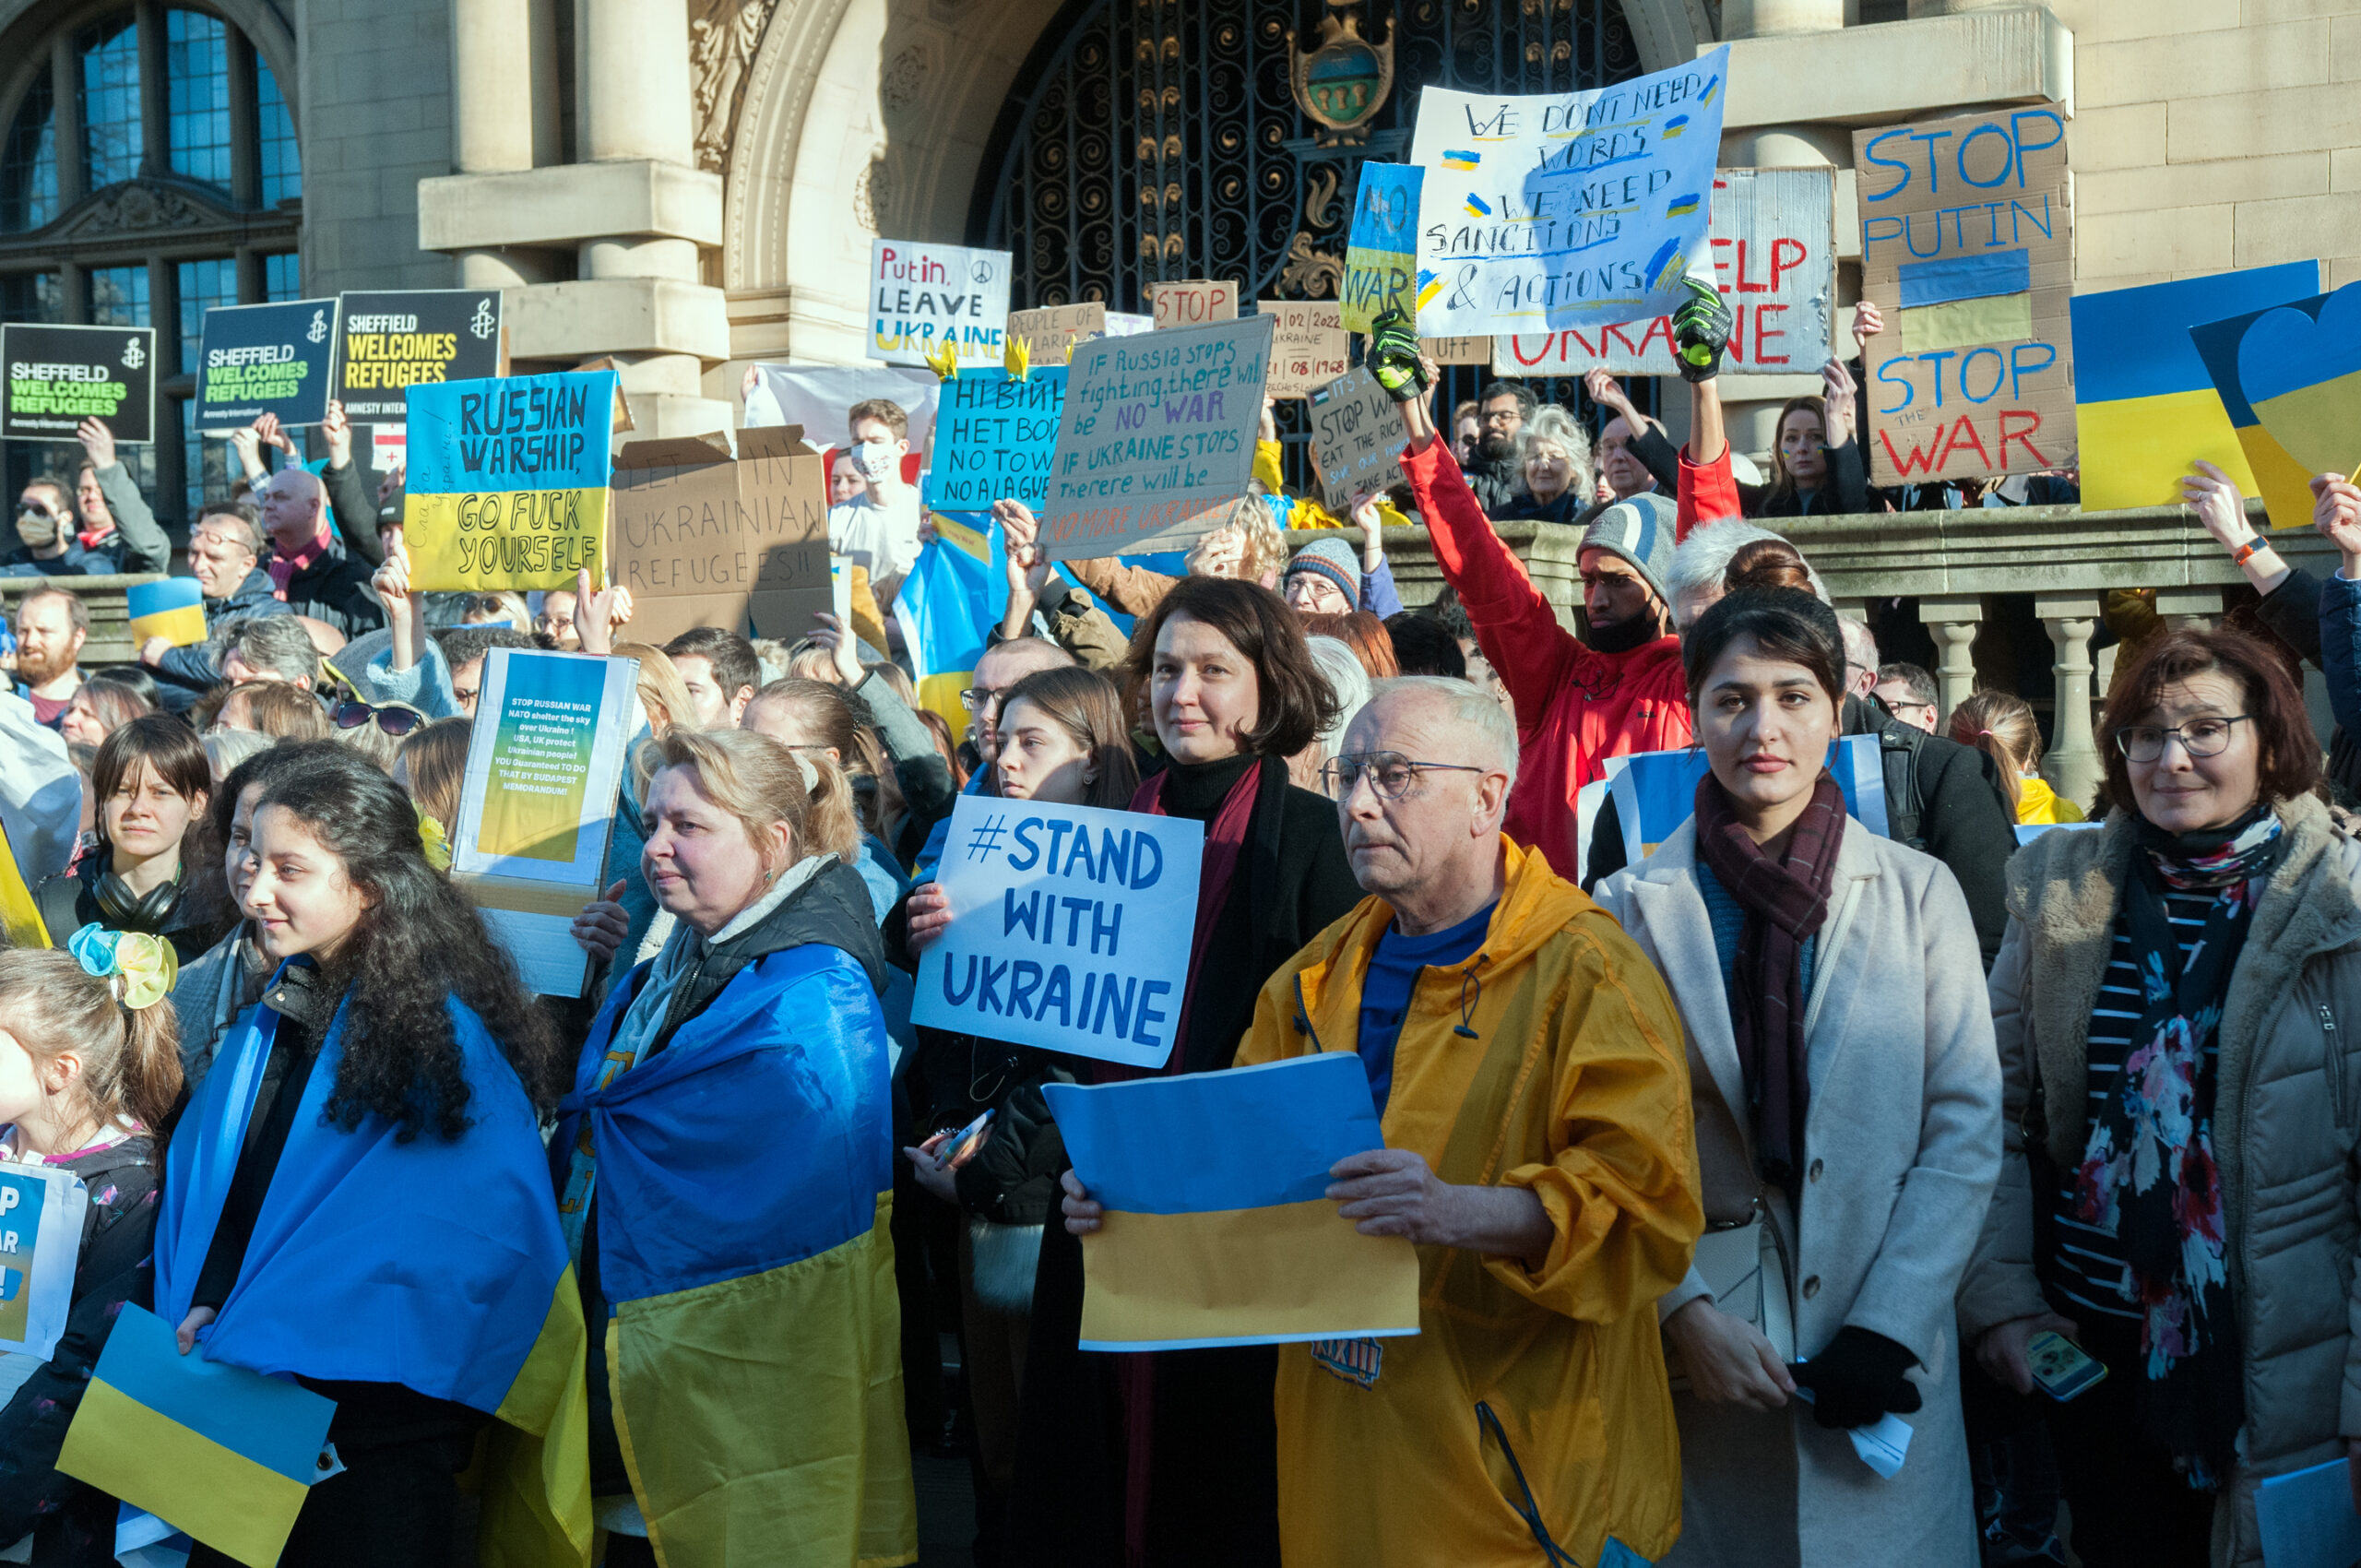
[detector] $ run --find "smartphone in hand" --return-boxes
[2027,1331,2107,1401]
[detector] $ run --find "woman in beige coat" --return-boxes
[1594,572,2000,1567]
[1963,626,2361,1568]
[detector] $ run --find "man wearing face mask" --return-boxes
[829,398,922,608]
[4,420,169,577]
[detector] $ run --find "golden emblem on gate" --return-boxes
[1288,1,1394,146]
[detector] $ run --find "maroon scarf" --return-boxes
[267,530,329,600]
[1691,771,1846,1189]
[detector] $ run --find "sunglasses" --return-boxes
[335,699,426,737]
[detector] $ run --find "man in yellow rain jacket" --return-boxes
[1236,675,1703,1567]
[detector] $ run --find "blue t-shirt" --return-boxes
[1357,901,1496,1116]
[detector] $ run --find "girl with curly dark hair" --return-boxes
[150,743,579,1567]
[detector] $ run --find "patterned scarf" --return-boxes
[267,530,329,600]
[1691,769,1847,1190]
[2075,805,2287,1485]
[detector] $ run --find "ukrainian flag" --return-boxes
[0,823,43,947]
[1042,1053,1420,1351]
[895,513,995,740]
[125,576,208,647]
[1665,193,1701,219]
[1898,249,2034,353]
[2230,280,2361,485]
[1442,149,1480,170]
[1607,737,1890,864]
[1662,114,1690,140]
[124,978,593,1568]
[2071,263,2321,517]
[402,368,618,593]
[58,1304,331,1568]
[1464,194,1492,218]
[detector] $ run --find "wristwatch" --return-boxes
[2233,537,2267,567]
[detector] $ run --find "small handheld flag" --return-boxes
[125,578,208,648]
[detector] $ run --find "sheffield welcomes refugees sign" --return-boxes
[1855,107,2075,485]
[0,324,156,443]
[401,370,618,591]
[917,795,1204,1071]
[1406,46,1731,339]
[193,299,339,432]
[332,289,504,420]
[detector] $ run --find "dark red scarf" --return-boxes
[1691,771,1846,1189]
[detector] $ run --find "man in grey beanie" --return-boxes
[1573,492,1679,654]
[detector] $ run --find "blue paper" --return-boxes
[1898,250,2030,309]
[2256,1455,2361,1568]
[931,369,1068,510]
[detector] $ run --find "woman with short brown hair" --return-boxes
[1964,626,2361,1566]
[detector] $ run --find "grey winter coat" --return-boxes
[1594,817,2001,1568]
[1959,794,2361,1568]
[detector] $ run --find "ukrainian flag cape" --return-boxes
[153,973,591,1567]
[554,943,917,1567]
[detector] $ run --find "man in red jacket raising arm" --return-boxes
[1370,310,1693,878]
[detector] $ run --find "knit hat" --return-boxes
[1284,537,1361,610]
[1577,492,1678,606]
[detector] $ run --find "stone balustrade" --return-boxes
[1,576,160,669]
[1311,498,2314,809]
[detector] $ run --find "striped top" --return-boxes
[2050,889,2222,1323]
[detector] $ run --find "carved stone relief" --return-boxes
[690,0,777,175]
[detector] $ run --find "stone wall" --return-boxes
[299,0,456,295]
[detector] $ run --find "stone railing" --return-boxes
[0,575,162,668]
[1323,498,2303,807]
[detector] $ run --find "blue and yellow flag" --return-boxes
[403,370,618,593]
[2224,279,2361,494]
[896,513,995,739]
[1607,735,1890,866]
[125,577,208,647]
[1043,1053,1420,1351]
[2069,263,2320,516]
[141,978,591,1567]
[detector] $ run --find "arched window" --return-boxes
[0,5,303,526]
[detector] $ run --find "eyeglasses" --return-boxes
[335,699,426,737]
[2114,714,2251,763]
[959,685,1007,712]
[1322,751,1489,800]
[16,505,54,520]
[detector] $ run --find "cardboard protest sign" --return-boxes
[931,368,1067,510]
[125,578,208,647]
[1493,167,1835,376]
[1421,336,1491,365]
[1042,1054,1419,1350]
[1,324,155,443]
[2070,265,2320,516]
[332,290,504,421]
[1406,47,1730,339]
[192,299,338,432]
[610,425,830,645]
[1606,736,1889,865]
[2227,279,2361,484]
[1306,366,1405,510]
[869,240,1012,370]
[1260,302,1350,398]
[1007,303,1152,364]
[1340,162,1421,334]
[1855,108,2073,485]
[918,794,1204,1068]
[402,370,617,592]
[451,648,640,996]
[1039,313,1274,560]
[1149,280,1240,329]
[0,1165,87,1360]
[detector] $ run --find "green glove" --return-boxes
[1367,309,1430,404]
[1671,276,1733,385]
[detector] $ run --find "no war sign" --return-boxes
[916,795,1204,1071]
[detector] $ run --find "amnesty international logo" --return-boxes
[306,309,329,344]
[469,300,497,340]
[119,337,144,371]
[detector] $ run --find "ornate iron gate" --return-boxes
[982,0,1646,313]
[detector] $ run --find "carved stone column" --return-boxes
[2036,593,2102,811]
[2156,587,2225,633]
[1917,597,1983,726]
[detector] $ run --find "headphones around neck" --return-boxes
[94,866,184,933]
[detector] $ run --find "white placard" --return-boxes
[0,1165,88,1362]
[869,240,1013,369]
[915,795,1204,1070]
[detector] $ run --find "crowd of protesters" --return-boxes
[0,277,2354,1568]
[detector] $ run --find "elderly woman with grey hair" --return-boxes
[1291,634,1375,795]
[1497,405,1598,528]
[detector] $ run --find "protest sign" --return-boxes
[1421,335,1491,365]
[931,367,1068,509]
[1260,302,1350,398]
[1339,162,1421,334]
[1007,303,1153,364]
[1,323,155,443]
[451,648,639,996]
[2190,287,2333,532]
[2070,265,2321,515]
[2228,279,2361,484]
[916,793,1204,1069]
[1607,735,1889,865]
[1306,366,1406,510]
[125,578,208,648]
[1406,47,1730,339]
[332,289,504,421]
[610,425,830,645]
[746,363,940,455]
[192,299,338,432]
[1855,108,2074,486]
[1149,279,1240,329]
[60,1303,337,1568]
[869,240,1012,370]
[1038,312,1273,560]
[1043,1053,1420,1350]
[1492,167,1836,376]
[0,1165,86,1360]
[402,369,617,592]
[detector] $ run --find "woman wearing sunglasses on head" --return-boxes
[1589,568,2001,1568]
[1962,627,2361,1568]
[326,696,427,772]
